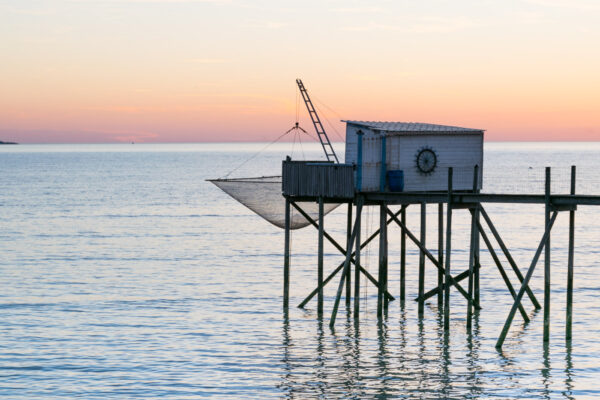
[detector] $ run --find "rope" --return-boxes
[298,131,305,160]
[291,130,297,159]
[313,97,346,142]
[221,129,292,179]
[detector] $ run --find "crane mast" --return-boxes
[296,79,339,163]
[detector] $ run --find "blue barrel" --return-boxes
[387,170,404,192]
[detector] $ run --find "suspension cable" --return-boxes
[221,129,292,179]
[313,96,346,141]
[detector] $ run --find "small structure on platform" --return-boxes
[344,121,484,192]
[212,79,600,350]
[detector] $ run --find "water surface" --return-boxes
[1,142,600,398]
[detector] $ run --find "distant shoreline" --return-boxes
[0,141,18,145]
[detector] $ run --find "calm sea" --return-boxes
[1,142,600,399]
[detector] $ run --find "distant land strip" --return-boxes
[0,140,18,144]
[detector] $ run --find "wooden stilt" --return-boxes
[479,207,542,309]
[291,202,347,258]
[386,208,479,308]
[467,166,479,329]
[475,216,529,322]
[293,202,395,307]
[318,197,324,315]
[378,203,388,317]
[401,206,407,302]
[418,202,426,316]
[346,202,353,306]
[544,167,551,342]
[444,168,453,331]
[383,204,389,310]
[284,197,291,309]
[496,211,558,348]
[467,211,476,329]
[438,203,444,308]
[354,197,362,317]
[330,199,363,328]
[474,168,481,306]
[566,166,576,340]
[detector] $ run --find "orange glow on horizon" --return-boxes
[1,1,598,143]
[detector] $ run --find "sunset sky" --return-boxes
[1,0,599,143]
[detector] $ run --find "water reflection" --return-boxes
[278,303,586,399]
[564,340,574,400]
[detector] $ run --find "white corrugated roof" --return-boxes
[343,120,483,133]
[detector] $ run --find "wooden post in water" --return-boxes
[475,216,529,322]
[479,207,542,309]
[467,165,479,330]
[284,198,291,309]
[474,167,481,306]
[378,202,388,317]
[418,202,426,316]
[444,168,453,330]
[354,197,362,317]
[496,211,558,348]
[346,202,353,306]
[438,203,444,308]
[566,166,576,340]
[544,167,551,342]
[401,206,407,303]
[318,196,324,315]
[383,205,389,311]
[330,198,363,328]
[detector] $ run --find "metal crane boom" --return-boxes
[296,79,339,163]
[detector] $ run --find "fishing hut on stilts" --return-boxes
[211,79,600,349]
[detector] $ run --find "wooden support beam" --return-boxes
[283,198,291,309]
[479,207,542,310]
[567,166,576,340]
[418,202,426,316]
[467,166,479,330]
[383,205,389,311]
[354,197,362,317]
[318,197,324,315]
[297,204,401,309]
[438,203,444,308]
[401,206,407,302]
[357,265,395,302]
[386,202,480,309]
[467,209,477,329]
[378,203,388,317]
[444,168,453,331]
[475,221,481,306]
[415,267,476,303]
[544,167,551,342]
[475,215,529,322]
[346,202,352,306]
[496,211,558,349]
[330,199,363,328]
[291,201,347,257]
[361,191,600,206]
[474,170,481,307]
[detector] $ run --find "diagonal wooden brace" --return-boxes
[480,206,541,310]
[496,211,558,348]
[386,207,481,310]
[473,212,529,322]
[294,202,400,308]
[330,198,363,328]
[414,265,479,303]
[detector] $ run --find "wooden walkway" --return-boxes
[283,166,598,348]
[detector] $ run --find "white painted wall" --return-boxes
[345,124,484,192]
